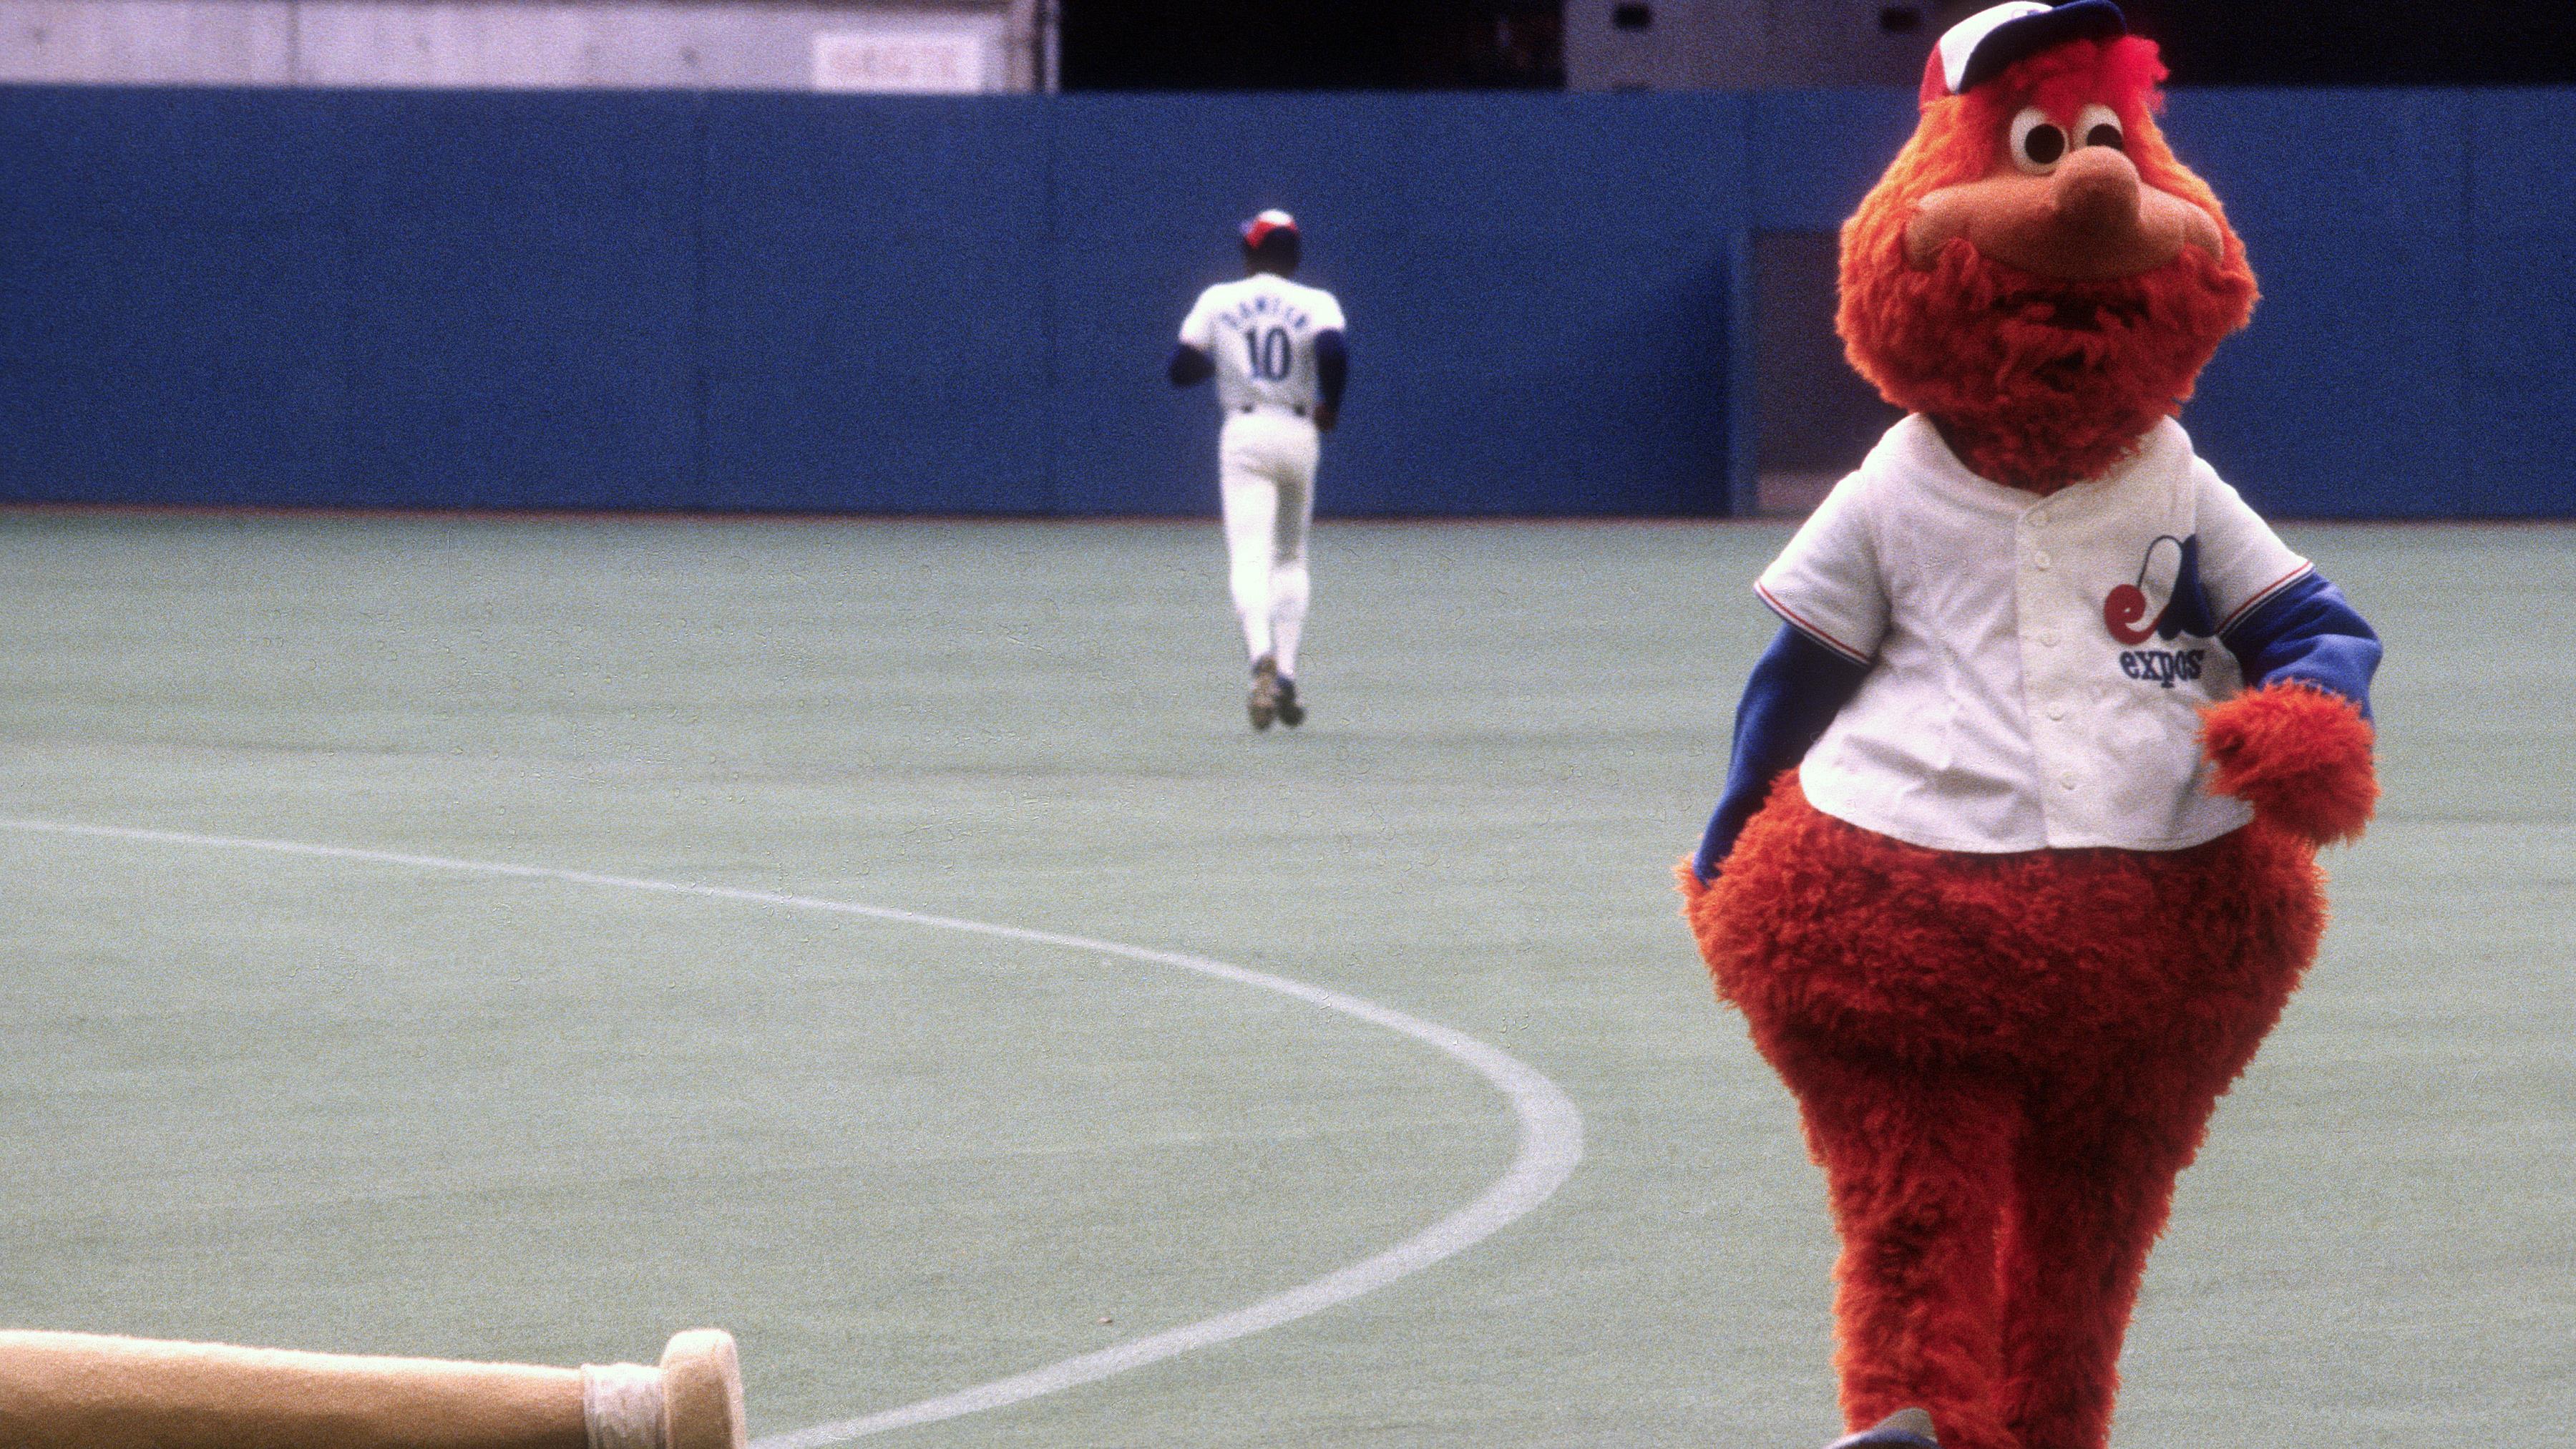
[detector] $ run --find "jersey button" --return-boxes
[2039,629,2060,648]
[2060,771,2079,790]
[2048,702,2068,721]
[2034,551,2052,570]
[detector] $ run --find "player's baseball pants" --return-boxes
[1217,410,1318,675]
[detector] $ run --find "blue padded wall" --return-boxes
[698,97,1055,513]
[0,88,348,504]
[340,92,705,510]
[1,84,2570,517]
[2159,90,2477,519]
[2462,91,2576,519]
[1048,93,1747,517]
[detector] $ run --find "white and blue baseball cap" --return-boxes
[1925,0,2125,100]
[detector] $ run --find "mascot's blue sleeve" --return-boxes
[1692,623,1872,882]
[2220,572,2381,720]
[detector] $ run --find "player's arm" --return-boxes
[1692,624,1872,881]
[1312,328,1347,430]
[1167,343,1214,388]
[1171,288,1219,388]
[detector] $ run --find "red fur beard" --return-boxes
[1850,237,2256,494]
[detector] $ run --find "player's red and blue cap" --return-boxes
[1240,210,1298,248]
[1921,0,2124,106]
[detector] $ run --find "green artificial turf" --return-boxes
[2,513,2567,1445]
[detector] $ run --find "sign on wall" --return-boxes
[812,26,993,92]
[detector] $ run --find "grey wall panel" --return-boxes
[1568,0,1968,91]
[0,0,294,85]
[0,0,1029,90]
[292,1,1007,92]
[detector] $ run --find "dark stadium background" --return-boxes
[1061,0,2576,90]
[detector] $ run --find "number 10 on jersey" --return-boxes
[1241,325,1291,381]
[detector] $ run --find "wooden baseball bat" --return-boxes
[0,1326,746,1449]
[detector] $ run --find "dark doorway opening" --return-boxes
[1754,231,1900,517]
[1061,1,1565,91]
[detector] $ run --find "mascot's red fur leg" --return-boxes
[1685,781,2326,1449]
[1776,1050,2021,1449]
[1994,1064,2233,1448]
[1994,1075,2201,1449]
[1994,817,2321,1449]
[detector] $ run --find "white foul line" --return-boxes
[0,816,1586,1445]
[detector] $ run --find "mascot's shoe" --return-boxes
[1824,1408,1938,1449]
[1274,675,1305,728]
[1247,655,1282,731]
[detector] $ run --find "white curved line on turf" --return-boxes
[0,816,1585,1446]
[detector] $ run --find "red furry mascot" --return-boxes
[1679,5,2384,1448]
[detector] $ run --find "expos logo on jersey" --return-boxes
[2103,535,2216,688]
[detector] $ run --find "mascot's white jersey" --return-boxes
[1178,273,1345,414]
[1758,415,2313,854]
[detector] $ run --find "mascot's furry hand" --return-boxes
[2201,680,2378,845]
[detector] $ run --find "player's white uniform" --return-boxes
[1178,273,1346,677]
[1756,414,2314,853]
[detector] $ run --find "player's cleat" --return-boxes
[1248,655,1282,731]
[1825,1407,1938,1449]
[1274,675,1304,728]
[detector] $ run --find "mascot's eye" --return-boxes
[2010,107,2067,172]
[2076,104,2124,151]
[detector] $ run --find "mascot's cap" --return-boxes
[1923,0,2124,104]
[1241,209,1297,248]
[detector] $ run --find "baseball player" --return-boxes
[1168,210,1348,731]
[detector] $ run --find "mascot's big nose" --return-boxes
[1906,145,2223,283]
[2050,145,2141,240]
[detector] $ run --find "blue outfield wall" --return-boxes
[1,85,2570,517]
